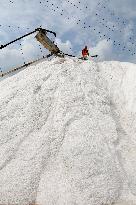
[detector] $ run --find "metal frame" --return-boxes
[0,28,57,50]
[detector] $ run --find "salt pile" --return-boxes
[0,57,136,205]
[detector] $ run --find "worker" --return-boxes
[82,46,89,60]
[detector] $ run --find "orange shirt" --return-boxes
[82,48,89,56]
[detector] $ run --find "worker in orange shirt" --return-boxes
[82,46,89,60]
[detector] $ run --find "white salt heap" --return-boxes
[0,57,136,205]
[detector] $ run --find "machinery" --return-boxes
[0,27,98,77]
[35,28,60,55]
[0,27,63,56]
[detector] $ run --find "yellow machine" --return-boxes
[35,28,60,55]
[0,27,62,57]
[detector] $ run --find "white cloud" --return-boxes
[91,39,113,61]
[55,38,73,54]
[0,34,49,72]
[0,47,23,71]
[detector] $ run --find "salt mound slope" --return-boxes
[99,61,136,203]
[0,57,135,205]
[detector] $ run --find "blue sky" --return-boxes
[0,0,136,71]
